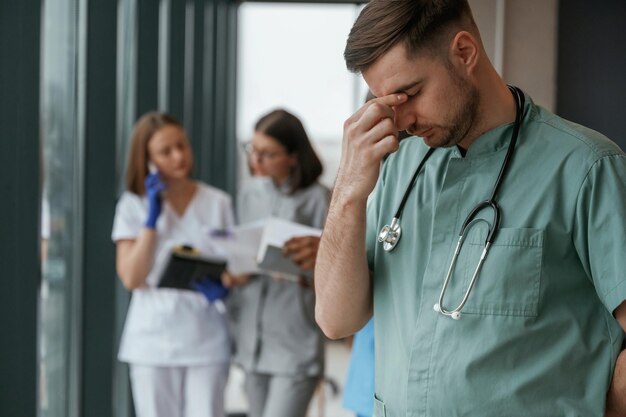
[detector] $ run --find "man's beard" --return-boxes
[408,76,480,149]
[439,82,480,148]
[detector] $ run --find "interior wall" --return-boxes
[503,0,558,111]
[0,1,40,414]
[556,0,626,149]
[470,0,559,111]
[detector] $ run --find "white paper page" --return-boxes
[256,217,322,265]
[209,220,266,275]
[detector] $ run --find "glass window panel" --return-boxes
[237,3,367,188]
[38,0,80,416]
[116,0,138,195]
[114,2,137,416]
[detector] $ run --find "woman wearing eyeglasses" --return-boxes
[227,109,329,417]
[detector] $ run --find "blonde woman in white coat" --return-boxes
[112,112,234,417]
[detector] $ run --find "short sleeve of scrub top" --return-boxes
[573,154,626,313]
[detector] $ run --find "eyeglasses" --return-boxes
[242,142,287,160]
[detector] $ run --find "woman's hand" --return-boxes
[283,235,321,272]
[221,271,250,288]
[191,276,229,302]
[144,172,166,229]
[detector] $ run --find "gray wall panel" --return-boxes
[557,0,626,148]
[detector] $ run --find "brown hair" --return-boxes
[344,0,477,73]
[255,109,323,194]
[125,111,185,195]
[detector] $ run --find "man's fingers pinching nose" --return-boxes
[373,93,408,107]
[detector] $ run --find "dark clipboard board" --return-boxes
[158,245,227,290]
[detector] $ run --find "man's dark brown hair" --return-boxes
[344,0,477,73]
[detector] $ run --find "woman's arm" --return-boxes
[115,229,158,290]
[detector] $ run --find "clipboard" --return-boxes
[158,245,227,290]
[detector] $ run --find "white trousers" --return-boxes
[130,363,229,417]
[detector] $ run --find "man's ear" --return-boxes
[449,31,479,75]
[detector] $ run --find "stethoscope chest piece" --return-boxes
[377,147,435,253]
[378,217,401,252]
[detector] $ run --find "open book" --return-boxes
[211,217,322,276]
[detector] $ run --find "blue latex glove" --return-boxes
[191,276,229,302]
[144,172,166,229]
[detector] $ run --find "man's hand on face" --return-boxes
[335,93,408,203]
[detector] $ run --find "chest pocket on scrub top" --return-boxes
[455,227,543,317]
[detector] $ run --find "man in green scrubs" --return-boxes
[315,1,626,416]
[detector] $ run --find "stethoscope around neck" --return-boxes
[377,85,526,320]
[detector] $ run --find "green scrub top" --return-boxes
[365,94,626,417]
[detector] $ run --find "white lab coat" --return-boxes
[112,182,234,366]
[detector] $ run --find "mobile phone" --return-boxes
[148,161,158,174]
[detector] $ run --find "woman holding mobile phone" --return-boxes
[112,112,234,417]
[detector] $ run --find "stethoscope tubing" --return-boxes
[377,148,435,251]
[436,85,525,319]
[394,147,436,219]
